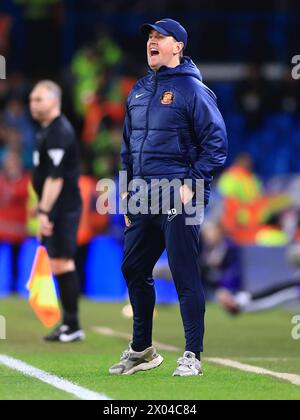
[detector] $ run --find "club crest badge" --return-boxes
[160,91,174,105]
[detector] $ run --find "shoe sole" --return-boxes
[43,337,61,342]
[173,370,203,377]
[110,355,164,376]
[59,332,86,343]
[124,355,164,375]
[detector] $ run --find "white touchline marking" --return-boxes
[228,357,300,362]
[92,327,181,353]
[0,354,111,400]
[206,358,300,387]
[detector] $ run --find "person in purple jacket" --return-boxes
[109,19,228,377]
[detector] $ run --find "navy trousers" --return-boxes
[121,210,205,354]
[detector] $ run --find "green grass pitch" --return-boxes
[0,297,300,400]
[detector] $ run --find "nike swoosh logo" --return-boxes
[135,93,144,99]
[167,215,178,222]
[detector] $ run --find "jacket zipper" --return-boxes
[139,73,158,178]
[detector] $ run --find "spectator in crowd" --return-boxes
[218,153,292,244]
[272,70,300,115]
[71,46,102,119]
[3,97,35,167]
[217,242,300,315]
[0,80,10,111]
[0,121,7,161]
[199,221,242,299]
[89,116,123,179]
[81,67,136,146]
[71,34,122,120]
[0,151,30,291]
[236,63,271,128]
[0,73,30,112]
[0,13,12,55]
[0,125,24,172]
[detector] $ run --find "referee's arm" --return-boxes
[37,177,63,239]
[38,140,68,237]
[40,132,71,214]
[39,177,64,214]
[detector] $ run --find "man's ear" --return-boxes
[174,42,184,55]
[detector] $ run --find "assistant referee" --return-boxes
[30,81,84,343]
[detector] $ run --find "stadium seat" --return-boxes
[210,82,236,113]
[264,113,295,137]
[241,245,294,293]
[0,243,12,297]
[227,21,252,61]
[155,279,179,304]
[225,112,246,132]
[85,236,127,300]
[266,17,287,61]
[16,238,39,298]
[272,147,292,175]
[154,252,179,304]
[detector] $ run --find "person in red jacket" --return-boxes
[0,151,30,291]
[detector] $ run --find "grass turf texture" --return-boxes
[0,297,300,400]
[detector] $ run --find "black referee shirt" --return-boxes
[32,114,82,217]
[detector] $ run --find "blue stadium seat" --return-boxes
[154,252,178,304]
[272,148,291,175]
[225,112,245,133]
[290,129,300,172]
[0,243,12,297]
[16,238,39,297]
[210,82,236,113]
[227,22,252,61]
[266,17,288,61]
[224,113,246,160]
[155,279,178,304]
[291,124,300,148]
[85,236,127,300]
[264,113,295,137]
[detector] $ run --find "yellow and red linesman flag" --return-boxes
[27,246,61,328]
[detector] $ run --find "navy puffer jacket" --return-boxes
[121,57,228,205]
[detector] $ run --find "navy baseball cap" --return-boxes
[141,18,188,49]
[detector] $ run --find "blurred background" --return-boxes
[1,0,300,304]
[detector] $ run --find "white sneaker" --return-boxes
[109,344,164,375]
[173,351,203,377]
[59,328,86,343]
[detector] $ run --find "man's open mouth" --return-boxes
[150,48,159,57]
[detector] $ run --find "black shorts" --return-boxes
[42,209,81,259]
